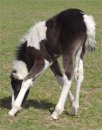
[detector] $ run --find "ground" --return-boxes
[0,0,102,130]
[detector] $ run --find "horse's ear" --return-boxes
[10,73,20,80]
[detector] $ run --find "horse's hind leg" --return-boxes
[50,60,74,104]
[51,54,74,119]
[70,46,85,115]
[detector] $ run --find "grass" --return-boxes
[0,0,102,129]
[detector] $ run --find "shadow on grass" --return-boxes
[0,96,11,109]
[0,97,55,112]
[24,99,55,110]
[0,97,73,116]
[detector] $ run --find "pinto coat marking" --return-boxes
[9,9,96,119]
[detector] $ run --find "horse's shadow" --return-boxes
[0,96,55,112]
[0,96,11,109]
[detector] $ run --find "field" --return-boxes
[0,0,102,130]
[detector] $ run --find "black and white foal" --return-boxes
[9,9,96,119]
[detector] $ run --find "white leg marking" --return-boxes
[68,90,74,103]
[51,75,72,119]
[56,75,74,104]
[9,79,32,116]
[70,58,84,115]
[44,60,52,70]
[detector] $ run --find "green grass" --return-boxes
[0,0,102,130]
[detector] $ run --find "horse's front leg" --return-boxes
[9,59,51,116]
